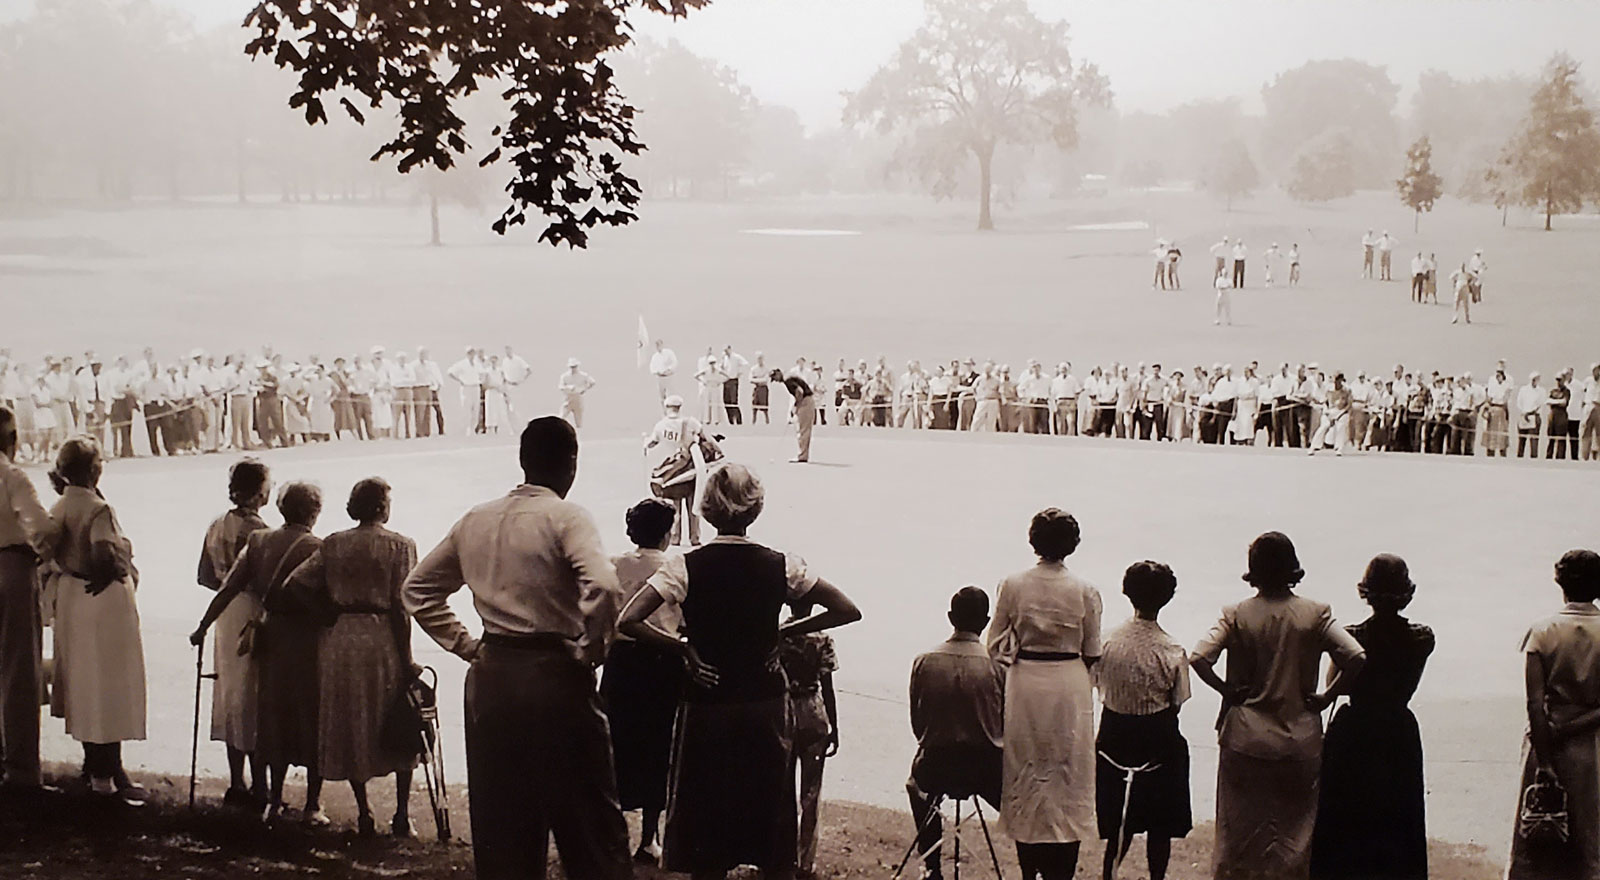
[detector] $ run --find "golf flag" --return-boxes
[636,315,650,369]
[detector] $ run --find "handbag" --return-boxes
[238,533,312,658]
[381,668,436,760]
[1517,767,1571,846]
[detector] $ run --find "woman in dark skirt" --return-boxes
[1310,554,1434,880]
[1094,561,1192,880]
[619,463,861,880]
[601,498,683,865]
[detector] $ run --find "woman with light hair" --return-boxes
[619,463,861,880]
[45,437,148,803]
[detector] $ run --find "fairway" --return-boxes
[7,191,1600,861]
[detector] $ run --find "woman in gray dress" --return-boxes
[286,478,418,837]
[988,508,1102,880]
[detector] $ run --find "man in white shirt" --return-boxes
[751,353,772,424]
[1348,373,1371,450]
[1019,361,1051,434]
[1211,365,1237,444]
[501,346,532,426]
[1269,364,1297,448]
[719,346,749,426]
[416,347,446,437]
[1210,236,1230,278]
[1262,242,1281,287]
[1050,363,1080,437]
[695,348,725,426]
[1467,249,1488,302]
[1409,253,1427,302]
[1361,230,1376,278]
[648,340,678,402]
[1517,372,1544,459]
[1214,270,1233,325]
[1376,231,1397,281]
[1140,365,1169,441]
[1581,363,1600,461]
[558,358,596,429]
[389,351,419,439]
[1230,239,1248,289]
[448,347,485,435]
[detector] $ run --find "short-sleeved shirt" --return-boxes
[988,561,1103,659]
[614,547,679,637]
[1193,592,1365,760]
[1096,617,1191,716]
[1522,603,1600,722]
[779,632,837,696]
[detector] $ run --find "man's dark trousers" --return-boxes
[464,640,631,880]
[0,550,42,788]
[907,744,1003,878]
[724,379,743,425]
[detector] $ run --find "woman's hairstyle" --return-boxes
[49,436,102,495]
[625,497,676,548]
[1555,549,1600,603]
[1357,553,1416,613]
[228,458,271,508]
[1028,508,1080,561]
[1123,561,1177,614]
[277,481,323,527]
[347,477,391,524]
[699,463,765,533]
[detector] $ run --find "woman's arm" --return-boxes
[1307,654,1366,713]
[1554,706,1600,741]
[822,670,840,756]
[191,546,252,644]
[1527,652,1556,771]
[778,578,861,638]
[619,585,719,688]
[1188,654,1243,703]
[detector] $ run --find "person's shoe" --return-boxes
[222,786,255,809]
[303,809,332,828]
[391,815,414,838]
[262,803,283,825]
[89,777,117,797]
[357,814,377,838]
[116,783,149,807]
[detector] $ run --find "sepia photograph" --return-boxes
[1,0,1599,878]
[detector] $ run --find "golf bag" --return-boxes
[650,432,725,495]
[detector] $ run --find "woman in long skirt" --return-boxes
[196,459,273,807]
[619,464,861,880]
[45,437,148,803]
[1505,549,1600,880]
[193,481,326,824]
[989,508,1103,880]
[600,499,682,864]
[1191,532,1367,880]
[285,478,418,836]
[483,357,510,433]
[1310,555,1433,880]
[306,368,336,441]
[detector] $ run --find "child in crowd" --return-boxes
[780,599,841,879]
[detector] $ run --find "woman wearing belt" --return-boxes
[44,437,148,803]
[619,463,861,880]
[988,508,1103,880]
[284,478,419,837]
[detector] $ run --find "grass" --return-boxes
[0,764,1502,880]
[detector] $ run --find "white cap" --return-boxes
[371,345,386,355]
[567,357,580,368]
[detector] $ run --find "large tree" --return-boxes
[615,39,757,199]
[1409,70,1531,191]
[243,0,706,247]
[1395,135,1443,232]
[1503,53,1600,231]
[1262,59,1398,188]
[844,0,1110,230]
[1285,128,1358,203]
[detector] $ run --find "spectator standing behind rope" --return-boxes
[196,459,273,808]
[403,417,630,880]
[989,508,1102,880]
[619,462,861,880]
[1504,549,1600,880]
[45,437,148,804]
[284,478,418,838]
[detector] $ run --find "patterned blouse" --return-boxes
[1095,617,1191,716]
[779,632,838,696]
[287,524,417,614]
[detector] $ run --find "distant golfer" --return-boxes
[1450,265,1472,325]
[1210,236,1230,277]
[772,368,816,463]
[1376,231,1397,281]
[558,358,595,429]
[1262,242,1281,287]
[1287,243,1301,286]
[1231,239,1248,289]
[1214,270,1233,326]
[1361,229,1376,278]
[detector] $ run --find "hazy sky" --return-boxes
[100,0,1600,130]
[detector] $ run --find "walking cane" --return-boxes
[188,639,215,810]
